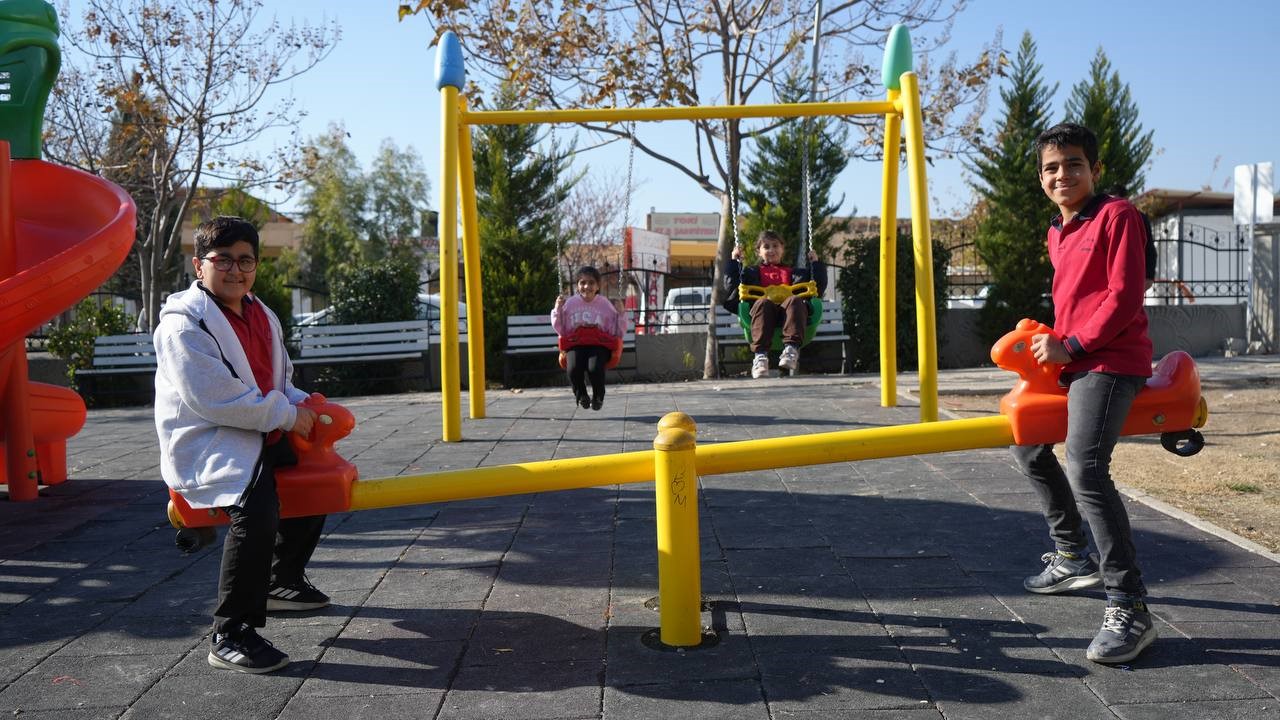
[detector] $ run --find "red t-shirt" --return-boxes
[758,264,793,286]
[217,294,283,443]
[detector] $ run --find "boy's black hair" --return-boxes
[755,229,783,248]
[193,216,259,258]
[1035,123,1099,169]
[576,265,602,283]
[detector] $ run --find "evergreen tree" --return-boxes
[740,74,851,265]
[298,125,367,294]
[1063,48,1154,194]
[472,84,576,377]
[967,32,1058,344]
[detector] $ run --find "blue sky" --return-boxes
[59,1,1280,221]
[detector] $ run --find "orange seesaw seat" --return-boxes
[166,394,358,545]
[991,319,1208,448]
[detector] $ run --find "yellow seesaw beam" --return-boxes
[347,414,1014,511]
[459,99,899,127]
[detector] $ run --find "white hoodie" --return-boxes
[153,282,309,508]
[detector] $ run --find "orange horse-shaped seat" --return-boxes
[166,394,358,532]
[991,319,1208,448]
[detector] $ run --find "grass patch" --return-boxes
[1226,482,1262,494]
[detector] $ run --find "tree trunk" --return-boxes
[703,190,735,380]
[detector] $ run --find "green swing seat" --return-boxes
[736,280,823,352]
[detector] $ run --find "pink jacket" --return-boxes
[551,294,626,339]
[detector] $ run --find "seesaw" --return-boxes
[168,318,1207,547]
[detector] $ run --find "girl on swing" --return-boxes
[723,229,826,378]
[551,266,627,410]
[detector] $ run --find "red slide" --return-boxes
[0,142,136,500]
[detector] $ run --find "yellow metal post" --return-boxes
[457,97,486,419]
[439,85,462,441]
[458,99,896,127]
[898,72,938,422]
[879,90,902,408]
[653,412,702,647]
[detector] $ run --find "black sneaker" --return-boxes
[266,577,330,611]
[591,397,603,411]
[1023,551,1102,594]
[208,624,289,674]
[1086,601,1157,664]
[576,392,591,409]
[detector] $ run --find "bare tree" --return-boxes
[400,0,999,377]
[44,0,337,330]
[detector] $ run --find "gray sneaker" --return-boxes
[1023,551,1102,594]
[1086,602,1157,664]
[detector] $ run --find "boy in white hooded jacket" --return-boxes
[154,216,327,674]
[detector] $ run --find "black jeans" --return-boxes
[565,345,611,402]
[1010,371,1147,599]
[213,440,326,635]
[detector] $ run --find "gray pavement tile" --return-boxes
[346,605,481,644]
[121,673,303,719]
[606,629,756,686]
[923,671,1115,720]
[116,578,218,618]
[1147,582,1280,622]
[462,612,605,666]
[756,649,933,713]
[54,614,205,657]
[741,605,898,654]
[734,573,870,611]
[367,567,499,608]
[602,678,768,719]
[297,638,464,697]
[1210,564,1280,601]
[841,557,981,590]
[440,659,602,719]
[484,577,611,619]
[1112,698,1280,720]
[0,653,180,713]
[862,587,1026,627]
[1164,619,1280,697]
[767,711,943,719]
[891,623,1079,675]
[1067,634,1273,704]
[278,692,446,720]
[724,547,846,577]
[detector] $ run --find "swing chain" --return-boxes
[622,121,636,235]
[725,119,741,253]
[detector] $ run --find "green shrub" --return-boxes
[46,299,133,387]
[251,256,295,341]
[330,256,419,324]
[838,232,950,373]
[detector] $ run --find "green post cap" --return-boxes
[0,0,59,159]
[881,23,912,92]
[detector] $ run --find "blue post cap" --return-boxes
[881,24,912,91]
[434,31,464,91]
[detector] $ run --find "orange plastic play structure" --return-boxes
[991,318,1208,450]
[166,394,359,549]
[0,142,136,500]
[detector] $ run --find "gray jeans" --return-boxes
[1011,371,1148,599]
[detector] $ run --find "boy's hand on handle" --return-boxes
[554,294,566,310]
[1030,333,1070,365]
[807,249,818,262]
[290,405,318,438]
[731,246,743,261]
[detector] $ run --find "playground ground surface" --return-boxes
[0,355,1277,719]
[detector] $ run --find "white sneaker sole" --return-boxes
[207,651,289,674]
[1023,572,1102,595]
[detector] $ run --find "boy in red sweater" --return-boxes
[1013,123,1156,664]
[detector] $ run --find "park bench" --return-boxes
[292,319,433,392]
[503,314,636,387]
[74,333,159,403]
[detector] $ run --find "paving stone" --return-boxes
[120,672,302,719]
[1112,698,1280,720]
[277,692,446,720]
[921,670,1115,719]
[757,649,932,713]
[603,678,769,719]
[0,653,180,713]
[440,659,603,719]
[296,639,464,697]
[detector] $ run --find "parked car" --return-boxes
[294,293,466,332]
[661,285,714,333]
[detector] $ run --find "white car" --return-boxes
[661,286,714,333]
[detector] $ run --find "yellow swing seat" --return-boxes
[736,280,823,351]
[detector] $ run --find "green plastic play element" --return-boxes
[737,297,824,351]
[0,0,59,159]
[880,23,912,91]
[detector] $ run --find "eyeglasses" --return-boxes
[202,254,258,272]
